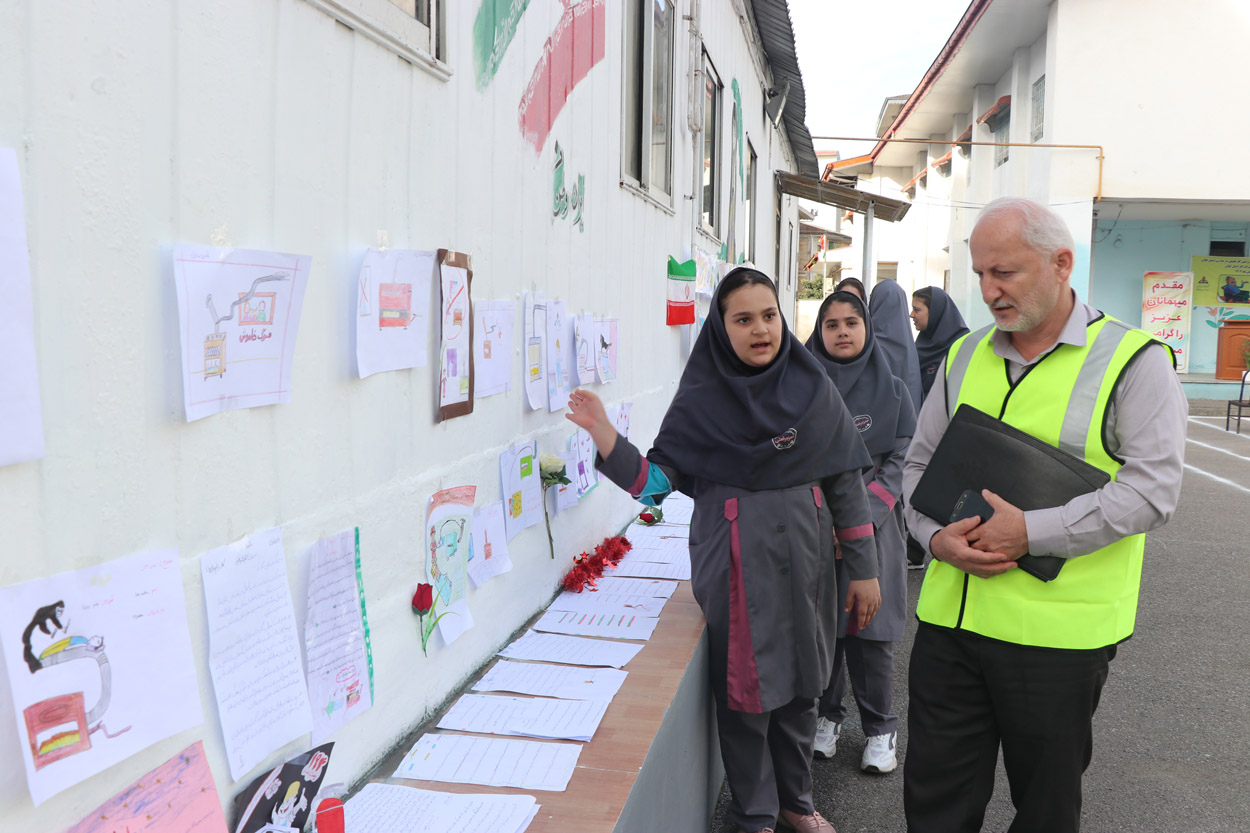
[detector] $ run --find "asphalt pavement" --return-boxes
[711,402,1250,832]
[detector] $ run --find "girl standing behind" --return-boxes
[567,269,881,833]
[910,286,969,403]
[868,280,923,411]
[805,292,916,774]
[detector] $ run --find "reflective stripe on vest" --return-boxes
[918,315,1158,650]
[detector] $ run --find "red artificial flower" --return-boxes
[639,510,655,523]
[412,583,434,616]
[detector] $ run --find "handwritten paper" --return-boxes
[173,244,311,421]
[201,528,313,782]
[304,529,373,746]
[523,292,547,410]
[468,502,514,589]
[609,560,691,581]
[345,783,537,833]
[0,148,44,466]
[533,609,659,640]
[592,577,678,598]
[498,631,644,668]
[549,591,668,617]
[0,549,203,806]
[437,694,609,741]
[500,441,542,540]
[355,248,434,377]
[63,741,227,833]
[545,299,570,412]
[395,733,581,791]
[436,250,474,420]
[473,659,628,700]
[620,537,690,564]
[474,300,515,398]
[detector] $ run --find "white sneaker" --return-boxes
[860,731,897,773]
[812,717,841,759]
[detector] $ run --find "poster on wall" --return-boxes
[499,440,542,540]
[437,250,474,421]
[594,317,618,383]
[0,550,203,806]
[173,245,311,422]
[1192,255,1250,306]
[1142,271,1193,373]
[546,299,571,411]
[523,292,548,409]
[355,248,434,378]
[0,148,45,467]
[473,300,515,398]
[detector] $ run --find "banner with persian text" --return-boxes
[1142,271,1193,373]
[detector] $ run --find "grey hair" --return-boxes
[975,197,1075,257]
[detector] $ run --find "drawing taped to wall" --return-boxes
[500,440,543,540]
[518,0,606,153]
[437,250,475,421]
[546,299,571,411]
[473,300,515,398]
[594,317,618,383]
[0,550,203,806]
[174,245,311,421]
[356,248,435,378]
[524,292,548,410]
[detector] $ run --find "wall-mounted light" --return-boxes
[765,79,790,128]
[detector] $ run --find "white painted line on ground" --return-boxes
[1187,417,1250,444]
[1183,463,1250,496]
[1185,435,1250,463]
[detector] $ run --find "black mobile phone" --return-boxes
[950,489,994,524]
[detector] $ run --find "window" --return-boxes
[993,119,1009,167]
[877,262,898,281]
[307,0,443,68]
[389,0,428,25]
[622,0,675,197]
[745,141,757,263]
[1211,240,1246,257]
[1031,75,1045,143]
[701,53,722,235]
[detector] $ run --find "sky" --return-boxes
[788,0,973,160]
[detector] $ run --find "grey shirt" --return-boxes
[903,297,1187,558]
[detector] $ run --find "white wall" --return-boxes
[0,0,802,829]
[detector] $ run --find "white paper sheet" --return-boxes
[625,524,690,546]
[594,318,618,383]
[619,537,690,565]
[345,783,537,833]
[545,300,570,412]
[613,401,632,441]
[438,257,472,412]
[592,577,678,598]
[498,631,644,669]
[200,528,313,781]
[173,245,311,421]
[468,502,514,589]
[395,733,581,791]
[548,591,668,618]
[549,450,579,514]
[473,660,628,701]
[533,609,659,640]
[473,300,515,398]
[570,429,599,499]
[0,550,203,806]
[435,598,474,647]
[499,441,542,541]
[608,561,691,581]
[572,313,596,385]
[0,148,44,467]
[523,292,547,410]
[355,248,434,377]
[303,528,373,746]
[437,694,609,742]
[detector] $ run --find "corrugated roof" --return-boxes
[750,0,819,179]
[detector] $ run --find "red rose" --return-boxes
[639,511,655,523]
[412,583,434,616]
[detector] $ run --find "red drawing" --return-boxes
[518,0,606,153]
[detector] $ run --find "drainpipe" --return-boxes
[862,201,875,292]
[686,0,703,258]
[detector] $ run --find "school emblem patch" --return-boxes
[771,428,798,450]
[854,414,872,432]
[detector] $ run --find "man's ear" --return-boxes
[1053,247,1074,282]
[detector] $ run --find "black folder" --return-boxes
[911,405,1110,581]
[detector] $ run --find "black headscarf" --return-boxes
[913,286,970,399]
[649,268,871,491]
[868,280,923,409]
[805,292,916,458]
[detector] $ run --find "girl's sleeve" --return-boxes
[595,433,684,506]
[824,469,878,581]
[866,392,916,527]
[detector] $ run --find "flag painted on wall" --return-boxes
[667,257,696,325]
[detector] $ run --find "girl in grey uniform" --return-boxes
[568,269,881,833]
[805,291,915,774]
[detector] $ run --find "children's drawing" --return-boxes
[571,428,599,499]
[0,550,203,806]
[355,248,434,378]
[0,148,45,467]
[546,299,570,411]
[437,250,474,421]
[473,300,515,398]
[63,741,229,833]
[173,245,311,421]
[518,0,606,153]
[524,292,548,410]
[500,440,543,540]
[469,502,514,588]
[231,743,333,833]
[572,313,595,384]
[427,486,475,608]
[594,317,618,383]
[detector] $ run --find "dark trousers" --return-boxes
[716,694,818,832]
[819,635,898,736]
[904,624,1115,833]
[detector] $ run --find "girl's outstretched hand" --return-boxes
[566,389,617,458]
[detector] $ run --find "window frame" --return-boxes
[700,52,723,238]
[745,139,757,264]
[1030,75,1046,143]
[620,0,676,202]
[303,0,447,77]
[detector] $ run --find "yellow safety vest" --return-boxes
[915,314,1167,649]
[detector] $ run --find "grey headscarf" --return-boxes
[868,280,923,409]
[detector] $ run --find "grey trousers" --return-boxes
[716,695,818,832]
[818,635,898,737]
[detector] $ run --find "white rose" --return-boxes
[539,453,566,475]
